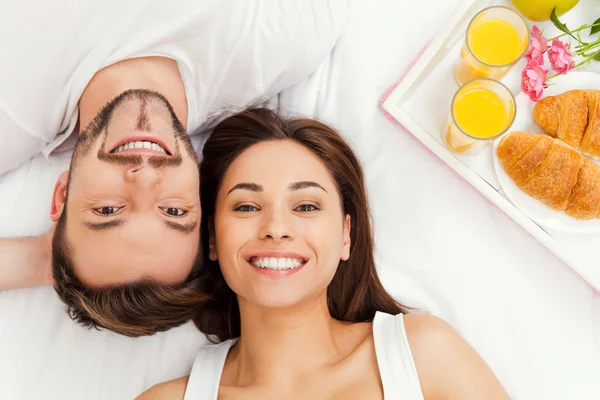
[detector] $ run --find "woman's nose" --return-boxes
[259,209,295,242]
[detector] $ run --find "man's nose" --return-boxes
[125,164,163,188]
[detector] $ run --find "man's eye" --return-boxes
[295,204,319,212]
[93,206,121,215]
[235,204,258,212]
[163,207,188,217]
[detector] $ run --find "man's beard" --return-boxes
[70,89,197,170]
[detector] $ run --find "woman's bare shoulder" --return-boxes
[402,313,457,344]
[136,376,189,400]
[402,313,461,371]
[402,314,509,399]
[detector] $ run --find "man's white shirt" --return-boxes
[0,0,346,175]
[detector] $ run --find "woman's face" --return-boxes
[210,140,351,309]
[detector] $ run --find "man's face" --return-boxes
[55,90,201,287]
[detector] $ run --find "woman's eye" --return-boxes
[295,204,318,212]
[163,207,188,217]
[235,204,258,212]
[93,206,121,215]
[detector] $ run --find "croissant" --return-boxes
[497,131,600,220]
[533,89,600,159]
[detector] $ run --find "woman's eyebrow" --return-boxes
[289,181,327,193]
[226,181,327,195]
[227,182,263,195]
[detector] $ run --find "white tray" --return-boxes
[382,0,600,291]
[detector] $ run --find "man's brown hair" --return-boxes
[194,108,409,342]
[52,210,207,337]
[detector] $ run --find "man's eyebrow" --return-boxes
[164,220,198,234]
[227,182,263,195]
[83,219,126,231]
[289,181,328,193]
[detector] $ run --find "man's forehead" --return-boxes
[67,227,199,287]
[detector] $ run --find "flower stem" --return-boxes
[579,41,600,53]
[549,22,600,41]
[575,58,593,68]
[584,48,600,62]
[576,38,600,49]
[548,57,595,80]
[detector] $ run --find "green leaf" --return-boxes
[591,18,600,36]
[593,52,600,62]
[550,7,572,36]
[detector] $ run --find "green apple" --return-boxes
[511,0,580,22]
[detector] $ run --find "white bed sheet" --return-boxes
[1,1,599,399]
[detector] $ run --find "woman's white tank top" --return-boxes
[184,312,424,399]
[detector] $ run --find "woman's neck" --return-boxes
[228,295,351,388]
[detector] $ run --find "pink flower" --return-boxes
[521,59,548,102]
[547,39,575,75]
[525,26,548,64]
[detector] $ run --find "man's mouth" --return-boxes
[248,256,307,271]
[110,139,171,155]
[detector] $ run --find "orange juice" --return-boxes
[453,87,509,139]
[443,79,515,155]
[454,6,529,85]
[468,19,523,66]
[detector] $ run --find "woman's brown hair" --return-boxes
[194,108,409,342]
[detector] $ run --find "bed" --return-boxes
[1,1,599,399]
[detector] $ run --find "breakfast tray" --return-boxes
[382,0,600,291]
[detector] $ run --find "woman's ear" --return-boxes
[208,217,218,261]
[341,214,351,261]
[50,171,69,222]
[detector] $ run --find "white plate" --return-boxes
[493,71,600,234]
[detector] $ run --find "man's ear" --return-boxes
[50,171,69,222]
[208,217,218,261]
[341,214,351,261]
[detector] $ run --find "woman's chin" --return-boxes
[242,289,311,311]
[252,296,304,310]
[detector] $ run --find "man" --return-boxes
[0,0,346,336]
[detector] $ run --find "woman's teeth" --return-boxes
[250,257,304,270]
[112,141,168,154]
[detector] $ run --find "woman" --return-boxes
[139,108,509,399]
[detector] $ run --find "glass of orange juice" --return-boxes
[454,6,530,86]
[443,78,515,155]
